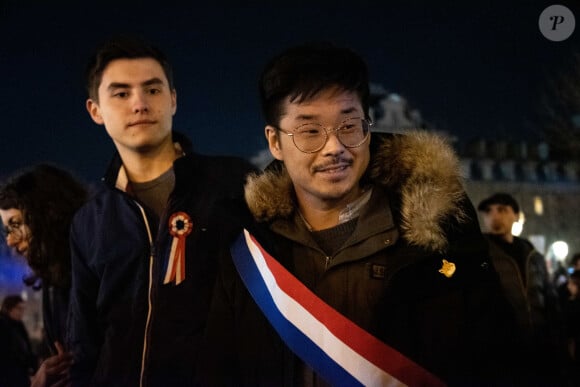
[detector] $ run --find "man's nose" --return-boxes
[132,91,150,113]
[321,129,345,155]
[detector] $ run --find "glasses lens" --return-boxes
[293,123,326,152]
[338,118,369,147]
[2,223,23,241]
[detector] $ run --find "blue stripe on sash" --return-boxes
[231,232,363,386]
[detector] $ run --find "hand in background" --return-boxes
[30,342,73,387]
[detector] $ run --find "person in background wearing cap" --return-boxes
[478,192,568,385]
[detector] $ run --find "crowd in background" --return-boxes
[1,34,580,387]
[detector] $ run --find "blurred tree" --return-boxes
[540,52,580,162]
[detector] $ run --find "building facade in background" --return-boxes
[370,87,580,272]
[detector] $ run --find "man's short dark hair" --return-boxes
[85,35,174,102]
[477,193,520,214]
[1,294,24,315]
[259,42,370,127]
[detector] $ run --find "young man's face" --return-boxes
[0,208,30,257]
[266,87,370,210]
[568,280,579,298]
[86,58,177,157]
[480,204,518,239]
[8,301,25,321]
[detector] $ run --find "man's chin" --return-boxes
[132,140,164,153]
[318,187,357,203]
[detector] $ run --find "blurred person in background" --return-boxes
[478,192,568,385]
[563,270,580,384]
[0,164,89,387]
[0,294,37,387]
[558,253,580,306]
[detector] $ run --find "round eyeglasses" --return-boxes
[276,117,372,153]
[2,221,24,242]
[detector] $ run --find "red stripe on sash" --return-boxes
[250,233,446,387]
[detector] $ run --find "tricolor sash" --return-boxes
[231,229,446,387]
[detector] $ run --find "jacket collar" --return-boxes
[102,131,193,192]
[244,130,467,252]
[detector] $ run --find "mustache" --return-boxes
[312,157,353,172]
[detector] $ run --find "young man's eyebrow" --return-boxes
[142,77,165,87]
[107,82,130,91]
[106,78,165,91]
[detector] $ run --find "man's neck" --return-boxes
[297,187,368,231]
[119,141,181,183]
[299,206,342,231]
[489,232,514,244]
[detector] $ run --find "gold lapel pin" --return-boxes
[439,259,456,278]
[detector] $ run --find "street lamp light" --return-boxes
[552,241,569,262]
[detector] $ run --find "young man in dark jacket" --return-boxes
[478,192,567,385]
[67,35,255,386]
[199,43,518,386]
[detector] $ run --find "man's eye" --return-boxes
[147,88,161,95]
[340,124,357,132]
[113,91,128,98]
[296,126,322,136]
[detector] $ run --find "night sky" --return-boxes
[0,1,578,183]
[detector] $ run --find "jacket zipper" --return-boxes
[134,202,154,387]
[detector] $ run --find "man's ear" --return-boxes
[266,125,283,161]
[171,89,177,116]
[86,99,104,125]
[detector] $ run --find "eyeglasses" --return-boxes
[2,221,24,241]
[276,117,372,153]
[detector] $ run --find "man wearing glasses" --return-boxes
[199,42,519,386]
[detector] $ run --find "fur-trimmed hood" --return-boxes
[244,130,468,251]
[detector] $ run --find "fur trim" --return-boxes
[245,130,467,251]
[370,130,467,251]
[244,169,295,222]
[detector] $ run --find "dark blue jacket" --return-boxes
[67,132,256,386]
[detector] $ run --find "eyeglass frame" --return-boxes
[1,220,25,241]
[274,116,373,154]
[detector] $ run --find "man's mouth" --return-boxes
[314,160,353,173]
[128,120,156,127]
